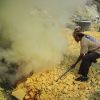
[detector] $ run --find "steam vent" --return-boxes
[0,0,100,100]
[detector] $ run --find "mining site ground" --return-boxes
[0,30,100,100]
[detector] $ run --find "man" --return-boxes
[71,26,100,82]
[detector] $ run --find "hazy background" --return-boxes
[0,0,93,84]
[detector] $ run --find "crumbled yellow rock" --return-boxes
[12,88,26,100]
[0,88,6,100]
[10,31,100,100]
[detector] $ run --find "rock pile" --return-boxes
[0,30,100,100]
[11,64,100,100]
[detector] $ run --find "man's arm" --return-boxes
[71,53,84,68]
[90,46,100,52]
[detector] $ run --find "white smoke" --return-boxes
[0,0,88,85]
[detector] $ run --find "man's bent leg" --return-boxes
[76,52,100,81]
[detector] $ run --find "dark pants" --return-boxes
[78,52,100,77]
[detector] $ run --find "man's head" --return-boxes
[74,26,82,33]
[73,26,84,42]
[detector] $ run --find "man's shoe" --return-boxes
[80,76,88,82]
[75,76,88,82]
[75,76,83,81]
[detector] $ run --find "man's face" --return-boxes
[73,35,80,43]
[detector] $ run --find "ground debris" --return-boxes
[10,31,100,100]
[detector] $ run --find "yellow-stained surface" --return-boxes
[1,29,100,100]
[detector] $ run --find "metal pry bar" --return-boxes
[56,66,73,82]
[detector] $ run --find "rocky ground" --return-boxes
[0,30,100,100]
[11,65,100,100]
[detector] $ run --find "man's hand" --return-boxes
[70,64,76,69]
[69,54,84,69]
